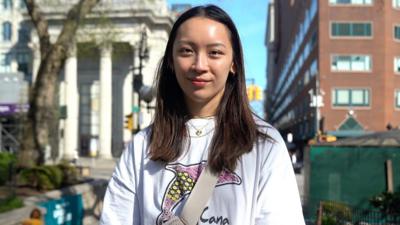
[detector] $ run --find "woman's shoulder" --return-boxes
[122,126,152,158]
[252,116,289,164]
[134,125,152,139]
[253,116,283,142]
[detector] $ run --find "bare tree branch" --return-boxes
[56,0,101,47]
[25,0,51,58]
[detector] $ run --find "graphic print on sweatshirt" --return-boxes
[156,161,242,225]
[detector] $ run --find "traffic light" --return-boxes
[124,113,133,131]
[247,85,263,101]
[254,86,263,101]
[247,85,254,101]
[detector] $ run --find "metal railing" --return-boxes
[0,123,21,153]
[316,201,400,225]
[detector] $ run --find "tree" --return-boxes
[17,0,100,168]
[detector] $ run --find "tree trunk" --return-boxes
[17,0,100,168]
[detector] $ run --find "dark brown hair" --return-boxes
[149,4,269,173]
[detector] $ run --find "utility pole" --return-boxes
[309,76,324,139]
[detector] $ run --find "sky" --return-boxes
[167,0,269,90]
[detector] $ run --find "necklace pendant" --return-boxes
[195,130,202,136]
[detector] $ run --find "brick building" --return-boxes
[266,0,400,146]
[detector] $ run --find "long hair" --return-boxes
[149,4,268,173]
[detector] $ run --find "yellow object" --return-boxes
[254,86,263,100]
[247,85,254,101]
[124,113,134,130]
[321,135,337,142]
[246,85,263,101]
[21,219,43,225]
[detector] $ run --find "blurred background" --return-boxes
[0,0,399,224]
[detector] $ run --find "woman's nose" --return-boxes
[192,53,208,72]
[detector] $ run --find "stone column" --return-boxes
[98,43,113,159]
[63,42,79,160]
[10,53,18,72]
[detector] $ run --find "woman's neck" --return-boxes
[186,99,218,118]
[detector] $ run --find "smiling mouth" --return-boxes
[189,78,209,87]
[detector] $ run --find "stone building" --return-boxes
[0,0,174,159]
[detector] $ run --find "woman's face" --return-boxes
[172,17,235,116]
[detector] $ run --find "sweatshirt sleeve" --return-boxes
[255,127,305,225]
[100,140,140,225]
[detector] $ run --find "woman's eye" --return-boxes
[179,48,193,55]
[209,50,223,57]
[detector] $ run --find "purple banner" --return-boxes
[0,104,29,116]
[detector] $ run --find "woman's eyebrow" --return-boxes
[207,43,227,48]
[175,40,227,48]
[175,40,194,46]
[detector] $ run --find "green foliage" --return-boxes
[45,165,63,188]
[0,152,16,185]
[322,215,337,225]
[370,191,400,214]
[0,195,23,213]
[17,162,81,191]
[320,201,353,225]
[322,201,353,220]
[57,162,79,186]
[18,165,63,190]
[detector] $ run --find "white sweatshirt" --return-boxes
[100,118,305,225]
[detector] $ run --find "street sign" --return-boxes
[310,95,324,107]
[39,194,83,225]
[0,103,29,116]
[132,106,140,113]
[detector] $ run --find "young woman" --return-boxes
[100,5,305,225]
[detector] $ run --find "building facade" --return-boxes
[0,0,174,159]
[266,0,400,146]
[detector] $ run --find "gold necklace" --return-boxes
[187,118,214,137]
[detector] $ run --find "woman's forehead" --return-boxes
[174,17,232,43]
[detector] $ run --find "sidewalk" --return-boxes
[76,157,118,180]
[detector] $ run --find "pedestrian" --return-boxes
[21,208,43,225]
[100,4,304,225]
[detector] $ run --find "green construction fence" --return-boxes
[303,145,400,221]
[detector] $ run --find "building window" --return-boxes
[394,0,400,8]
[396,90,400,108]
[18,27,30,43]
[395,25,400,40]
[331,22,372,37]
[332,88,370,107]
[331,55,371,72]
[0,53,11,73]
[330,0,373,5]
[3,0,12,9]
[17,52,31,80]
[19,0,26,9]
[2,22,12,41]
[395,57,400,74]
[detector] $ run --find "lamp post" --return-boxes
[131,28,151,133]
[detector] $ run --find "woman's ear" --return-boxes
[230,63,236,74]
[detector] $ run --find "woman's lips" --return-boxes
[190,78,209,87]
